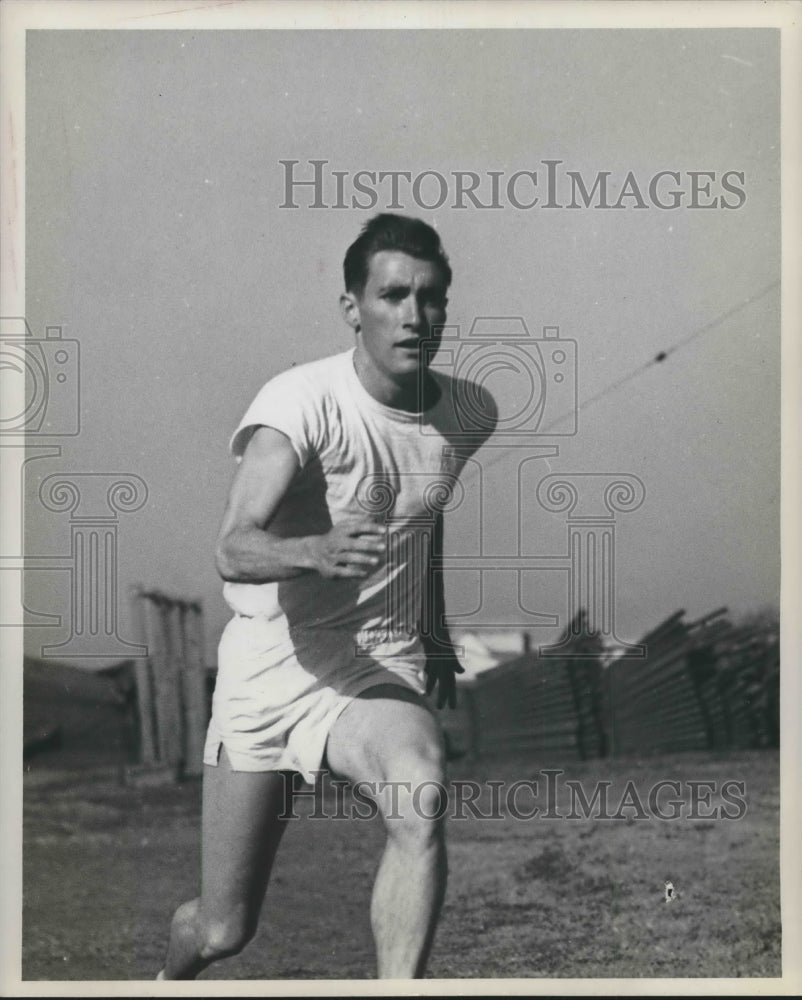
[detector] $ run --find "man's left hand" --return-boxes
[424,653,465,710]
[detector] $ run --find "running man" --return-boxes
[161,213,495,979]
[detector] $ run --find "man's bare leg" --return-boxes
[325,685,448,979]
[162,748,290,980]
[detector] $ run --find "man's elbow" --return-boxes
[215,537,242,582]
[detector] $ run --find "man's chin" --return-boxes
[388,353,421,373]
[393,359,433,386]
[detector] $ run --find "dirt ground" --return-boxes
[22,749,780,981]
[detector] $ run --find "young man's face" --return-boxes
[343,250,449,385]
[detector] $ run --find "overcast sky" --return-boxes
[22,28,779,665]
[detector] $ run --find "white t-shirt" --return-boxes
[223,347,493,649]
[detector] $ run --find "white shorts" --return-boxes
[203,614,429,783]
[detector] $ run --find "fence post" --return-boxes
[128,585,157,765]
[181,602,208,777]
[143,594,182,770]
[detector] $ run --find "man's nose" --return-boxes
[403,295,423,328]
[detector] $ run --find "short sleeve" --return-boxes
[430,372,499,466]
[229,370,321,465]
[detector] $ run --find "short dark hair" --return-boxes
[343,213,452,296]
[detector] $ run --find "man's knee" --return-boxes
[380,748,448,845]
[197,905,256,962]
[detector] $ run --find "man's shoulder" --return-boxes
[259,349,352,398]
[231,349,353,459]
[274,349,351,382]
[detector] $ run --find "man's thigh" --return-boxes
[324,684,446,789]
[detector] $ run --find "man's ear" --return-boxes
[339,292,361,333]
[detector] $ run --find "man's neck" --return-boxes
[353,353,440,413]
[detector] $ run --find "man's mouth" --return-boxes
[396,338,423,350]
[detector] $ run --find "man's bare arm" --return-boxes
[215,426,385,583]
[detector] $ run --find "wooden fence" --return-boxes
[128,586,209,778]
[117,599,777,770]
[446,607,779,761]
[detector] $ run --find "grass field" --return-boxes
[22,749,780,981]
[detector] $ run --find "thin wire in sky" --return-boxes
[471,278,780,472]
